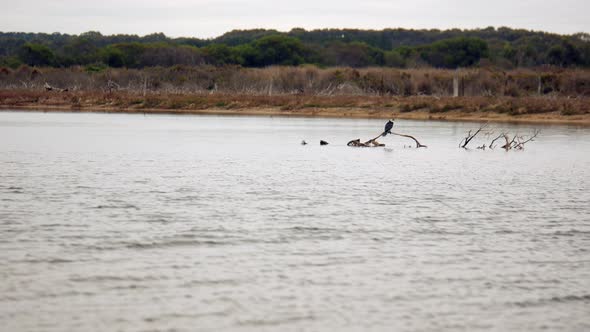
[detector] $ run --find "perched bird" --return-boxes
[382,119,394,136]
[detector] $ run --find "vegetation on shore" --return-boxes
[1,65,589,124]
[2,27,589,124]
[1,27,589,69]
[2,89,589,125]
[2,65,589,98]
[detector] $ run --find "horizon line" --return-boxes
[2,26,588,40]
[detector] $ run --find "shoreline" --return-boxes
[2,104,590,126]
[1,90,589,126]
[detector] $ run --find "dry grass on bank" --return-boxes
[1,89,589,125]
[1,65,590,98]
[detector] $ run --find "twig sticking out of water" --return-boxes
[459,123,489,148]
[500,129,540,150]
[489,133,506,149]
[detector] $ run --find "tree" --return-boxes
[419,37,489,68]
[202,44,239,65]
[100,43,146,68]
[140,45,204,67]
[100,46,125,67]
[18,43,55,66]
[246,35,308,67]
[320,42,384,67]
[384,50,406,67]
[63,37,99,65]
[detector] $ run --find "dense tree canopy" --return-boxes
[0,27,588,69]
[18,43,55,66]
[418,37,489,68]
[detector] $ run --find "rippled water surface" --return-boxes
[1,111,589,331]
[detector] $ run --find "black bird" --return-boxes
[382,119,394,136]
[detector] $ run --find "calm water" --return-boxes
[1,111,589,332]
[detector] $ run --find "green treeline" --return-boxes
[1,27,589,69]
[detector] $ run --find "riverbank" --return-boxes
[1,89,589,125]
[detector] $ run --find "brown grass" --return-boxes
[2,89,589,125]
[2,65,590,98]
[2,64,589,125]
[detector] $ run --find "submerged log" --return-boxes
[347,138,385,147]
[347,139,367,147]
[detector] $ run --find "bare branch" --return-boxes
[513,129,540,149]
[489,133,505,149]
[501,134,518,150]
[460,123,489,149]
[391,132,427,148]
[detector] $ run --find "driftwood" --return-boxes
[44,82,68,92]
[391,132,427,148]
[347,138,384,147]
[348,124,427,148]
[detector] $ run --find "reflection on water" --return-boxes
[1,111,589,331]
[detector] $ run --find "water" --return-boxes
[0,111,589,332]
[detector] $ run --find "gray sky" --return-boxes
[1,0,588,38]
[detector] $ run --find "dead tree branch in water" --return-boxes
[363,132,387,146]
[501,134,518,150]
[515,129,540,149]
[348,128,426,148]
[461,126,540,151]
[489,133,506,149]
[391,132,427,148]
[459,123,489,148]
[501,129,540,150]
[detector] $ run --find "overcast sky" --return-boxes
[1,0,588,38]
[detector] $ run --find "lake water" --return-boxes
[1,111,589,332]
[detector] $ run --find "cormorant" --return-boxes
[382,119,394,136]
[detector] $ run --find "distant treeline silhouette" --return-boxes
[1,27,589,69]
